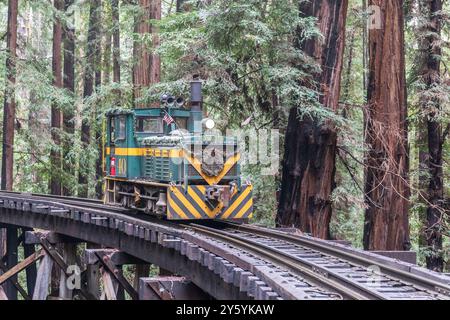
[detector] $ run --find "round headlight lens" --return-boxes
[204,118,215,130]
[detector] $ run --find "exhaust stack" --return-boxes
[190,75,203,134]
[190,76,202,111]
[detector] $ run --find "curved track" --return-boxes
[1,191,449,300]
[187,222,450,300]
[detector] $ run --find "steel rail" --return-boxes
[0,190,102,203]
[1,191,449,300]
[185,223,382,300]
[219,222,450,299]
[0,193,256,300]
[0,191,127,214]
[0,192,349,299]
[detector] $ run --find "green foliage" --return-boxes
[0,0,448,272]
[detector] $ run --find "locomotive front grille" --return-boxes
[144,149,171,181]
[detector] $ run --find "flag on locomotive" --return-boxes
[103,77,253,221]
[163,112,175,125]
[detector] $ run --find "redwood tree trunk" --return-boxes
[1,0,19,300]
[276,0,348,239]
[419,0,444,271]
[94,2,103,199]
[150,0,161,85]
[50,0,64,195]
[79,0,101,197]
[62,0,75,196]
[133,0,161,108]
[103,33,111,85]
[1,0,18,191]
[112,0,121,84]
[363,0,410,251]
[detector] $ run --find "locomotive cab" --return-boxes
[104,79,253,220]
[106,112,133,178]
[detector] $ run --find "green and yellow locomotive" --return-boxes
[104,79,253,220]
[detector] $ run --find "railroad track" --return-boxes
[0,191,125,213]
[1,191,449,300]
[186,222,450,300]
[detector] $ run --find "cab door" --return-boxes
[110,115,128,178]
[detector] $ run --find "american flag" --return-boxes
[163,112,174,125]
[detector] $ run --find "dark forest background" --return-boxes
[0,0,448,272]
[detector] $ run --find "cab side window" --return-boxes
[110,117,116,144]
[117,116,126,140]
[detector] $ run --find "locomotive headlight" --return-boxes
[203,118,215,130]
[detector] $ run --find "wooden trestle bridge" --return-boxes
[0,191,449,300]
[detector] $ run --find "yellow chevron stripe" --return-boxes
[187,187,214,218]
[212,203,224,217]
[171,187,202,219]
[167,192,189,219]
[234,198,253,219]
[184,153,241,186]
[221,187,252,219]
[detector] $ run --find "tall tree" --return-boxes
[50,0,64,195]
[133,0,161,108]
[1,0,19,192]
[363,0,410,251]
[111,0,121,84]
[94,2,104,199]
[0,0,19,300]
[417,0,444,271]
[103,1,112,86]
[79,0,101,197]
[277,0,349,239]
[62,0,76,196]
[149,0,161,84]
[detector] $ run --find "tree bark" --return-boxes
[103,32,112,85]
[276,0,348,239]
[418,0,444,271]
[111,0,121,84]
[1,0,19,191]
[94,2,103,199]
[149,0,161,85]
[62,0,76,196]
[133,0,161,108]
[363,0,410,251]
[50,0,64,196]
[79,0,101,198]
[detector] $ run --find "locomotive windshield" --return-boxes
[174,117,187,130]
